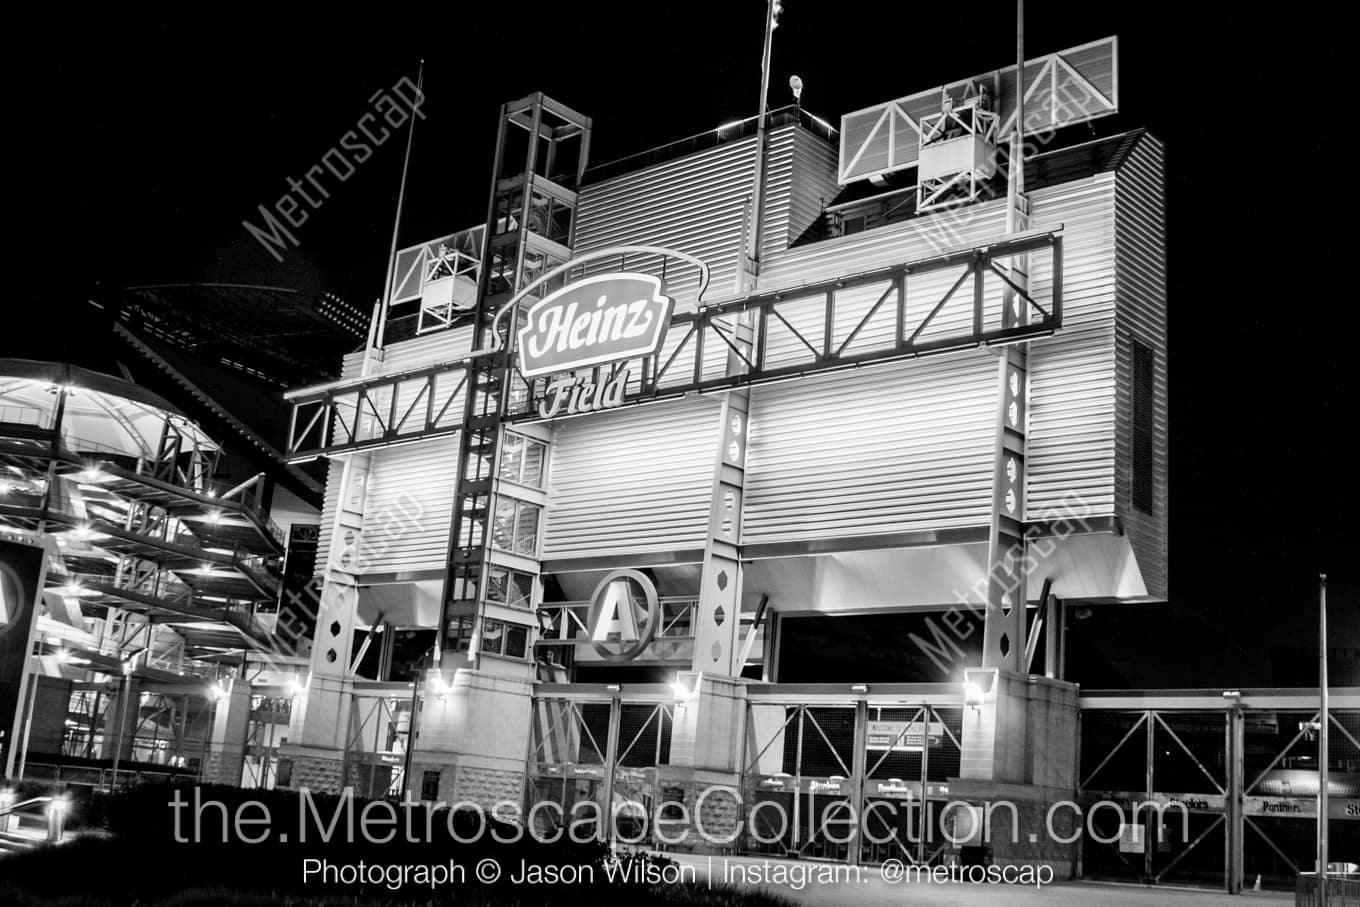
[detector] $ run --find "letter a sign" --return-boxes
[587,569,660,662]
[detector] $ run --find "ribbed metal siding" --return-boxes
[357,438,458,574]
[316,327,473,574]
[338,325,477,382]
[542,397,720,559]
[1113,134,1169,598]
[315,459,344,576]
[744,355,997,541]
[760,127,841,260]
[1026,175,1120,521]
[574,138,757,308]
[742,173,1119,543]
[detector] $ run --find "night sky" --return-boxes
[9,3,1353,685]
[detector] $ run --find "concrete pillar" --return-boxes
[279,454,371,793]
[659,674,747,852]
[202,682,250,786]
[407,670,533,810]
[950,670,1081,876]
[104,678,142,765]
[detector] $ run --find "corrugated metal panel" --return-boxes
[760,128,840,260]
[744,354,997,542]
[574,137,756,308]
[743,172,1119,543]
[339,325,477,382]
[1026,175,1120,520]
[1113,134,1169,598]
[542,397,720,559]
[356,438,459,574]
[315,459,344,576]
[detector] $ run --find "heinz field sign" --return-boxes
[517,273,673,380]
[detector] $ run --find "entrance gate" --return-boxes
[526,687,673,844]
[739,688,963,865]
[1078,690,1360,893]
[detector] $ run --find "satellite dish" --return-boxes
[789,75,804,102]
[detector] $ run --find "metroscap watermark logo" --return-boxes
[517,273,673,380]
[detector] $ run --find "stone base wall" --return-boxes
[199,749,244,786]
[278,750,345,794]
[940,779,1079,880]
[649,769,743,854]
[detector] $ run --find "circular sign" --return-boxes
[0,562,28,640]
[586,569,660,662]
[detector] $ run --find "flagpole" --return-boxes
[744,0,779,291]
[1318,572,1329,903]
[1006,0,1024,236]
[375,60,425,350]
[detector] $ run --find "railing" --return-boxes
[1296,872,1360,905]
[583,105,838,185]
[536,598,699,645]
[0,795,68,847]
[0,405,48,428]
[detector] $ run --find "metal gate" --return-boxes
[1079,708,1229,887]
[1079,691,1360,893]
[742,704,858,861]
[1242,708,1360,889]
[526,692,673,844]
[739,691,963,865]
[859,704,963,865]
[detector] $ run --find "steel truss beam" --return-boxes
[283,228,1062,461]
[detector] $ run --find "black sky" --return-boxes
[7,3,1353,682]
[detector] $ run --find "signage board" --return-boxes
[866,720,944,752]
[586,569,660,662]
[517,273,673,380]
[1244,796,1360,819]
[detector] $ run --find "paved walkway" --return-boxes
[670,854,1293,906]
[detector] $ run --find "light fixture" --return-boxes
[962,667,998,712]
[55,648,73,665]
[604,683,622,693]
[671,672,700,702]
[205,510,223,524]
[77,465,108,484]
[285,675,309,699]
[426,671,452,700]
[789,74,804,102]
[850,683,869,694]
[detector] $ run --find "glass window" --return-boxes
[508,571,533,609]
[505,625,529,659]
[514,504,539,556]
[499,433,547,488]
[486,567,507,603]
[492,498,517,551]
[499,434,524,483]
[481,619,504,653]
[491,497,540,557]
[446,615,475,652]
[520,439,545,487]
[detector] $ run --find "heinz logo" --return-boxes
[517,273,673,379]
